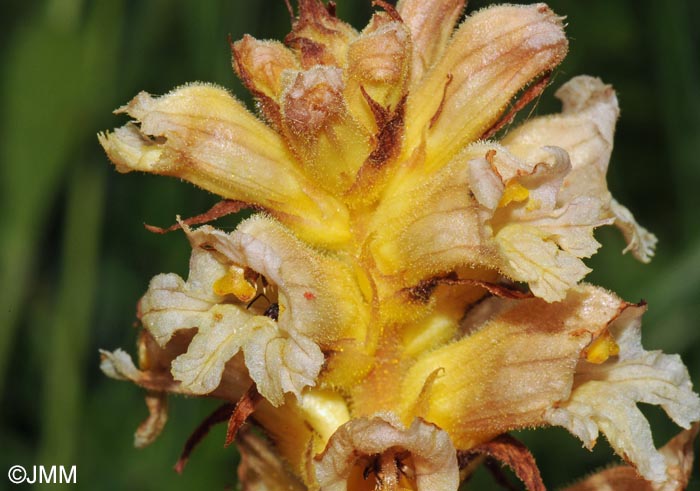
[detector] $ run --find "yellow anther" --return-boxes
[213,266,257,302]
[498,181,529,208]
[585,331,620,364]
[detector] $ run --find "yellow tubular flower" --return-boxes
[98,1,699,490]
[97,85,351,248]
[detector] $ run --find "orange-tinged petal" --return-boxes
[404,3,568,169]
[98,84,351,247]
[396,0,465,84]
[544,303,700,483]
[399,285,626,449]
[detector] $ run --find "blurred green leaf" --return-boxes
[36,161,105,478]
[0,0,123,396]
[647,0,700,242]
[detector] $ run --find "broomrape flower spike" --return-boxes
[98,0,700,489]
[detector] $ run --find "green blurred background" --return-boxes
[0,0,698,489]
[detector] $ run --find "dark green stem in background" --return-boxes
[37,162,105,480]
[648,0,700,243]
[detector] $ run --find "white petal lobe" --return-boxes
[244,320,324,407]
[544,305,700,483]
[315,414,459,491]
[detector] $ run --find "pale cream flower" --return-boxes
[544,302,700,483]
[315,414,459,491]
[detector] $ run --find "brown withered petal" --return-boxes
[283,66,346,135]
[396,0,465,84]
[481,72,552,140]
[314,414,459,491]
[232,34,300,125]
[286,0,357,67]
[134,392,169,448]
[101,349,172,447]
[405,3,568,169]
[237,426,307,491]
[563,425,699,491]
[232,34,299,102]
[174,402,236,474]
[462,434,546,491]
[224,385,262,446]
[144,200,251,234]
[101,337,192,447]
